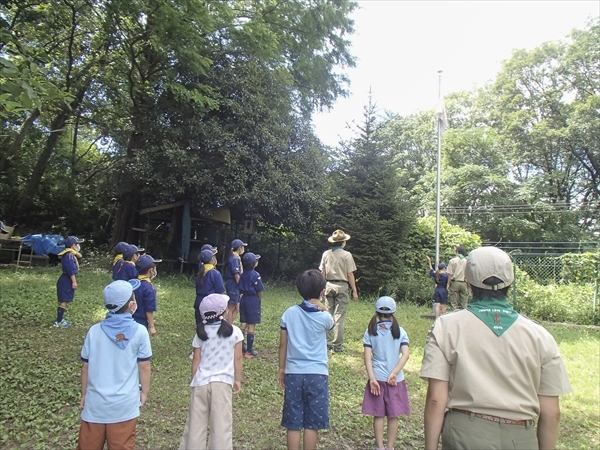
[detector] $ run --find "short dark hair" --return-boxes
[471,276,510,300]
[456,245,467,256]
[138,263,156,275]
[296,269,326,300]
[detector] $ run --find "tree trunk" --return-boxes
[18,83,89,214]
[0,108,41,174]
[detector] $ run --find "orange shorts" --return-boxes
[76,418,137,450]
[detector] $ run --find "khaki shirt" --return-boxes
[419,310,572,420]
[319,247,357,281]
[447,255,467,282]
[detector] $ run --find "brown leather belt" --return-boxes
[450,408,532,426]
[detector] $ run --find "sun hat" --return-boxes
[201,244,218,254]
[231,238,247,249]
[199,293,230,321]
[328,229,351,243]
[242,252,260,266]
[114,241,129,254]
[123,244,144,259]
[103,279,141,312]
[65,236,84,247]
[199,249,216,264]
[375,296,397,313]
[136,254,162,273]
[465,246,514,290]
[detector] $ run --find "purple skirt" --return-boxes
[361,379,410,417]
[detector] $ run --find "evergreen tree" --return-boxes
[326,95,416,295]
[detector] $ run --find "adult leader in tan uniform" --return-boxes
[319,230,358,353]
[446,245,469,309]
[420,246,571,450]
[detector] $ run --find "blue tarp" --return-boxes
[21,234,66,256]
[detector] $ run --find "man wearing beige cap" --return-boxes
[319,229,358,353]
[420,246,572,450]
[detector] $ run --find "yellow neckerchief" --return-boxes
[58,248,80,270]
[124,260,135,265]
[113,253,123,265]
[138,275,152,285]
[203,263,216,274]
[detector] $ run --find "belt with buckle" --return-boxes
[327,279,347,283]
[450,409,532,426]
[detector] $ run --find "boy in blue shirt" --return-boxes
[239,252,264,358]
[113,244,143,281]
[278,269,334,450]
[77,279,152,450]
[55,236,84,328]
[135,254,162,336]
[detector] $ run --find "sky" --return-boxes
[312,0,599,147]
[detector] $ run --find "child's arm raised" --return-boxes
[364,347,380,396]
[388,344,410,386]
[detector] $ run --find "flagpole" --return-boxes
[435,70,442,268]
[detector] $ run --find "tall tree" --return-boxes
[326,96,416,295]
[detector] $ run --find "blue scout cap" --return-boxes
[136,254,162,273]
[375,296,397,314]
[114,241,129,254]
[231,238,247,249]
[65,236,84,247]
[201,244,218,254]
[438,262,446,270]
[242,252,260,266]
[199,249,216,263]
[123,244,143,259]
[103,279,141,312]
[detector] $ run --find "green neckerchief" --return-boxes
[458,254,465,259]
[467,298,518,336]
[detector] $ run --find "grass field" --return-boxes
[1,266,599,449]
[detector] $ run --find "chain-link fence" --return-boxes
[509,248,599,324]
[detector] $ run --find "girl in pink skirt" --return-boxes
[362,296,410,450]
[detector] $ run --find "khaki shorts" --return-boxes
[442,410,537,450]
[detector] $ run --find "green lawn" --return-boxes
[1,266,598,449]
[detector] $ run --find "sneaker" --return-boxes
[53,320,72,328]
[327,345,333,351]
[248,349,258,357]
[189,352,194,359]
[244,352,257,359]
[333,346,345,353]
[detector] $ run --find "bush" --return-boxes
[513,267,598,325]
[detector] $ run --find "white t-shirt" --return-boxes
[190,323,243,387]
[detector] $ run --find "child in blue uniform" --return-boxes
[362,296,411,450]
[427,256,448,317]
[113,244,143,281]
[135,254,162,336]
[195,249,225,326]
[112,241,129,266]
[225,238,246,323]
[239,252,264,358]
[55,236,84,328]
